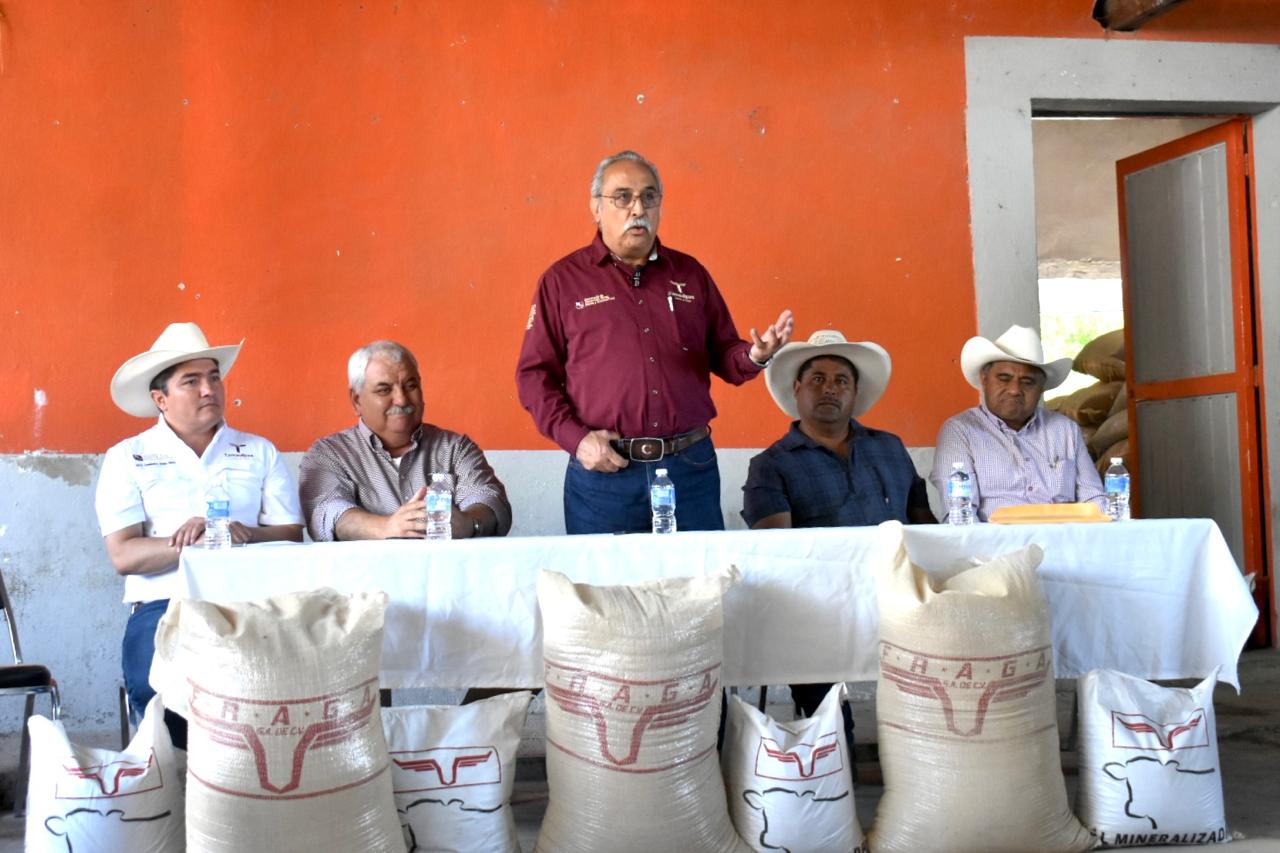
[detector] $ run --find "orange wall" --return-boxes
[3,0,1278,453]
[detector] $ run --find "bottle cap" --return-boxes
[656,468,668,476]
[951,461,964,471]
[1110,457,1122,464]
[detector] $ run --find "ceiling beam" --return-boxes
[1092,0,1193,31]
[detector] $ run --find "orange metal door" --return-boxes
[1117,118,1271,646]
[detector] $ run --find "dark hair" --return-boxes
[797,354,858,384]
[149,364,179,395]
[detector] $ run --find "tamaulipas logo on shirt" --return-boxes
[668,281,695,303]
[573,294,616,310]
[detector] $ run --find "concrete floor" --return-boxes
[3,648,1278,851]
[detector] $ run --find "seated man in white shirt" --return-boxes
[95,323,304,747]
[930,325,1105,521]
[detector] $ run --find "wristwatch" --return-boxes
[471,516,483,538]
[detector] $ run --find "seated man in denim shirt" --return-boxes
[742,329,935,768]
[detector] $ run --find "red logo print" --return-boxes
[754,733,843,781]
[1112,710,1208,751]
[544,660,719,773]
[879,641,1051,738]
[187,677,382,799]
[56,752,161,799]
[390,747,500,792]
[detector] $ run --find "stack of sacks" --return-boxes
[1077,668,1229,847]
[382,691,534,852]
[152,588,403,853]
[722,683,865,853]
[870,521,1092,853]
[26,696,184,853]
[535,569,748,853]
[1046,328,1132,468]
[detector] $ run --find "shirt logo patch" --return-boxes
[670,281,687,294]
[131,453,175,468]
[224,443,254,459]
[526,304,537,330]
[574,294,617,310]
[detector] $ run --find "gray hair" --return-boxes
[589,150,663,198]
[348,340,419,392]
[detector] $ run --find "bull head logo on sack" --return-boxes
[544,660,719,772]
[879,641,1051,737]
[187,677,381,798]
[390,748,500,792]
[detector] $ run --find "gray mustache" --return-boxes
[386,405,416,416]
[625,216,652,231]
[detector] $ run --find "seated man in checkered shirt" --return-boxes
[299,340,512,541]
[741,329,935,769]
[929,325,1105,521]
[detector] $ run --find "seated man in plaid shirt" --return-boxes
[741,329,935,769]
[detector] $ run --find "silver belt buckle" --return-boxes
[630,437,664,462]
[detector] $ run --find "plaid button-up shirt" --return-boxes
[929,403,1105,521]
[741,421,931,528]
[299,419,511,541]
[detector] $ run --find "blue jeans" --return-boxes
[123,599,187,749]
[563,436,726,534]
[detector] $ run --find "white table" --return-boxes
[175,519,1258,690]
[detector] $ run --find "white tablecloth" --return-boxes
[175,519,1258,690]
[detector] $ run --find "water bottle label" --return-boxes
[206,499,230,519]
[651,485,675,507]
[1105,474,1130,494]
[947,480,972,500]
[426,493,452,513]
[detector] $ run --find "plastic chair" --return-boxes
[0,566,62,817]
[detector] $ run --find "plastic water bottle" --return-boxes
[946,462,976,526]
[204,472,232,549]
[650,468,677,534]
[1104,457,1131,521]
[426,473,453,540]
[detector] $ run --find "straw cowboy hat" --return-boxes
[110,322,242,417]
[765,330,892,419]
[959,324,1071,391]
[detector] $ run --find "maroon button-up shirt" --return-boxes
[516,233,763,454]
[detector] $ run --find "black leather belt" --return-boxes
[611,426,711,462]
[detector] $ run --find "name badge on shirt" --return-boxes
[131,453,175,468]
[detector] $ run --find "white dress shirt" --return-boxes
[95,417,302,602]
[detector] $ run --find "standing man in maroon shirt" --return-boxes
[516,150,794,534]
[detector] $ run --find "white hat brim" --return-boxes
[959,337,1072,391]
[110,343,242,418]
[765,340,892,419]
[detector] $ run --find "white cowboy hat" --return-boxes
[110,323,243,417]
[765,330,892,419]
[959,324,1072,391]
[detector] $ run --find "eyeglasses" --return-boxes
[595,189,663,209]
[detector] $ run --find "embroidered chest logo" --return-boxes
[574,294,617,310]
[225,443,254,459]
[526,304,537,330]
[668,281,695,303]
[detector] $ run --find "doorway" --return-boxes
[965,36,1280,645]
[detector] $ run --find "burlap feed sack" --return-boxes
[25,695,185,853]
[1108,384,1128,418]
[382,691,534,853]
[153,588,402,853]
[870,521,1092,853]
[1074,329,1126,382]
[722,684,865,853]
[1053,381,1122,427]
[535,569,748,853]
[1077,668,1228,847]
[1089,410,1129,460]
[1096,439,1131,477]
